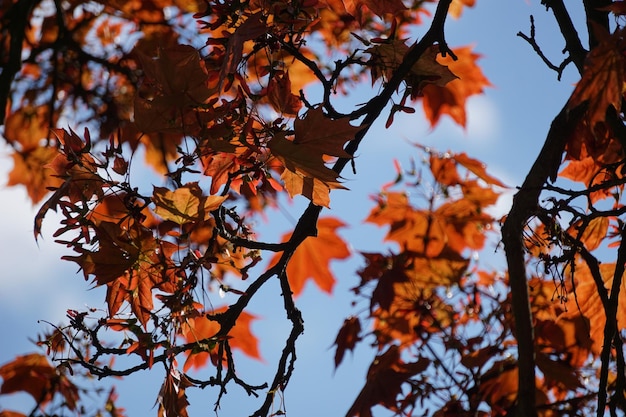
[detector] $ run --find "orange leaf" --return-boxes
[7,146,63,204]
[422,46,491,128]
[152,183,227,225]
[568,29,626,126]
[279,169,334,208]
[562,262,626,354]
[182,309,261,371]
[4,105,53,151]
[449,0,475,19]
[566,217,609,252]
[270,217,351,296]
[0,411,28,417]
[0,354,78,409]
[452,152,507,187]
[477,359,518,410]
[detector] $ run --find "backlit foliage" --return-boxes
[2,1,626,417]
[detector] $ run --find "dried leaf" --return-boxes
[157,367,194,417]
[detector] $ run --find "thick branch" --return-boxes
[502,103,586,417]
[598,226,626,416]
[0,0,38,126]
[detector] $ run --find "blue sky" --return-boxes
[0,1,590,416]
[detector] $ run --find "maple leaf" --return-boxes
[435,199,495,253]
[477,359,519,411]
[346,345,430,417]
[341,0,407,25]
[535,351,583,392]
[269,107,360,206]
[0,354,78,409]
[279,169,336,207]
[8,146,62,204]
[265,72,302,116]
[181,309,261,371]
[269,217,351,296]
[203,153,241,195]
[452,152,507,187]
[157,366,194,417]
[333,316,362,368]
[421,46,491,127]
[152,183,227,225]
[220,12,267,85]
[449,0,476,19]
[566,217,609,252]
[248,48,319,94]
[63,221,174,326]
[366,42,458,93]
[404,250,469,288]
[4,105,54,151]
[0,411,28,417]
[562,262,626,354]
[134,44,215,133]
[568,28,626,126]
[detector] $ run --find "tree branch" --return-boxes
[0,0,38,126]
[502,103,587,417]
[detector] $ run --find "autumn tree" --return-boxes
[2,0,626,417]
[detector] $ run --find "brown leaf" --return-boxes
[346,345,430,417]
[266,72,302,116]
[343,0,407,25]
[157,366,195,417]
[536,351,582,391]
[366,42,458,91]
[333,317,362,368]
[269,107,359,204]
[477,359,518,411]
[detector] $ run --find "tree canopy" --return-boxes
[2,1,626,417]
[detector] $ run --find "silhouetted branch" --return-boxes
[517,15,572,80]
